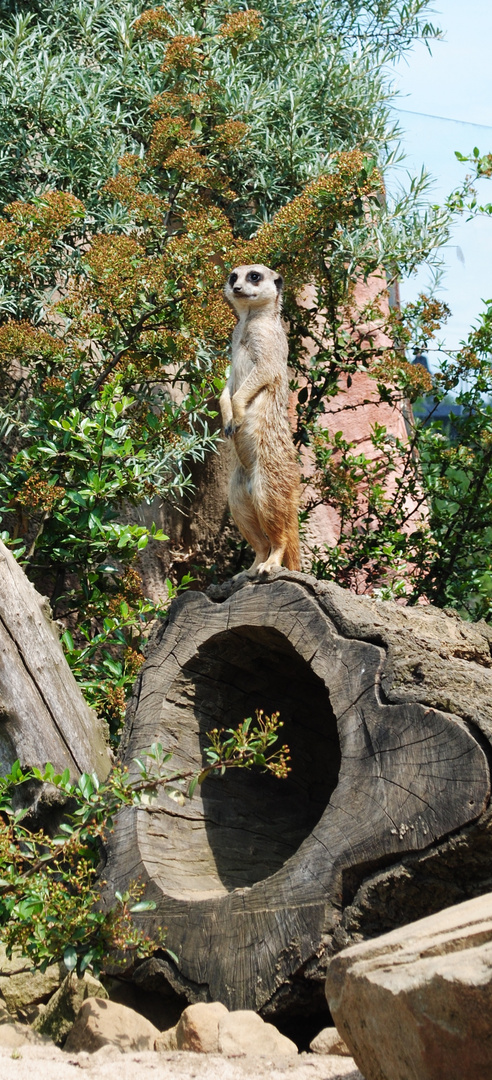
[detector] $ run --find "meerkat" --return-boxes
[220,263,300,576]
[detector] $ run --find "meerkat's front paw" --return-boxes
[224,420,240,438]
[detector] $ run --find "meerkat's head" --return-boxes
[224,264,283,315]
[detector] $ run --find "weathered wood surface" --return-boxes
[103,570,492,1017]
[0,539,110,780]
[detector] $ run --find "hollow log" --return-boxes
[103,571,492,1018]
[0,539,110,781]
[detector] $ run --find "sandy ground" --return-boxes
[0,1045,365,1080]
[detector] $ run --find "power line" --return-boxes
[394,106,492,131]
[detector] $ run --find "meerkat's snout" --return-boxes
[225,265,283,312]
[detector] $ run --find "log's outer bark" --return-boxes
[0,540,110,779]
[104,571,490,1015]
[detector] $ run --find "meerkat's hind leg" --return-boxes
[255,542,286,575]
[255,497,298,574]
[238,525,271,578]
[257,528,299,574]
[229,470,271,577]
[254,520,288,575]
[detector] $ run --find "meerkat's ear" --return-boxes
[274,275,284,292]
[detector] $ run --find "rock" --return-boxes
[218,1011,298,1057]
[0,1020,50,1049]
[105,975,183,1031]
[326,890,492,1080]
[154,1004,298,1057]
[21,1003,46,1025]
[174,1002,228,1053]
[32,971,108,1045]
[62,998,160,1054]
[0,947,63,1018]
[309,1027,351,1055]
[154,1024,178,1051]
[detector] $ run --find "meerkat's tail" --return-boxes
[283,523,301,572]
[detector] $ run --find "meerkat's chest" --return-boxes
[230,328,256,386]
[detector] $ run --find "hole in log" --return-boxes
[165,625,340,893]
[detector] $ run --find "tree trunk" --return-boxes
[102,571,492,1019]
[0,539,110,782]
[127,414,234,600]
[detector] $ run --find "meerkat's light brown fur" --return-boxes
[220,264,300,576]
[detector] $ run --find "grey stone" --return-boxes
[0,947,63,1018]
[155,1024,178,1051]
[0,1021,51,1050]
[175,1002,228,1053]
[63,997,160,1054]
[326,890,492,1080]
[218,1011,298,1057]
[32,971,108,1045]
[309,1028,351,1055]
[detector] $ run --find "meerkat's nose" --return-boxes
[233,286,243,294]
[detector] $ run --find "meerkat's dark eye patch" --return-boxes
[247,271,263,284]
[229,272,238,286]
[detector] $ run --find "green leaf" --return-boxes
[69,491,87,507]
[78,774,94,800]
[187,775,199,798]
[79,950,95,973]
[61,629,75,652]
[63,946,78,971]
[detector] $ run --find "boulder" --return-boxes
[218,1010,297,1057]
[63,998,160,1054]
[0,947,63,1019]
[0,1020,50,1050]
[32,971,108,1045]
[309,1027,351,1056]
[175,1002,228,1052]
[326,890,492,1080]
[154,1024,178,1051]
[104,974,183,1031]
[155,1003,297,1057]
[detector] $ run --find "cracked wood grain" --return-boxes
[102,574,491,1018]
[0,539,110,779]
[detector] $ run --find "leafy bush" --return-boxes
[0,0,451,716]
[302,149,492,620]
[0,712,289,975]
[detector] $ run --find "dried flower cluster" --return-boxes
[218,9,263,44]
[133,6,176,41]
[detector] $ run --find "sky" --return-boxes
[389,0,492,364]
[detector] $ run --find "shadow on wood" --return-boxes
[103,572,491,1019]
